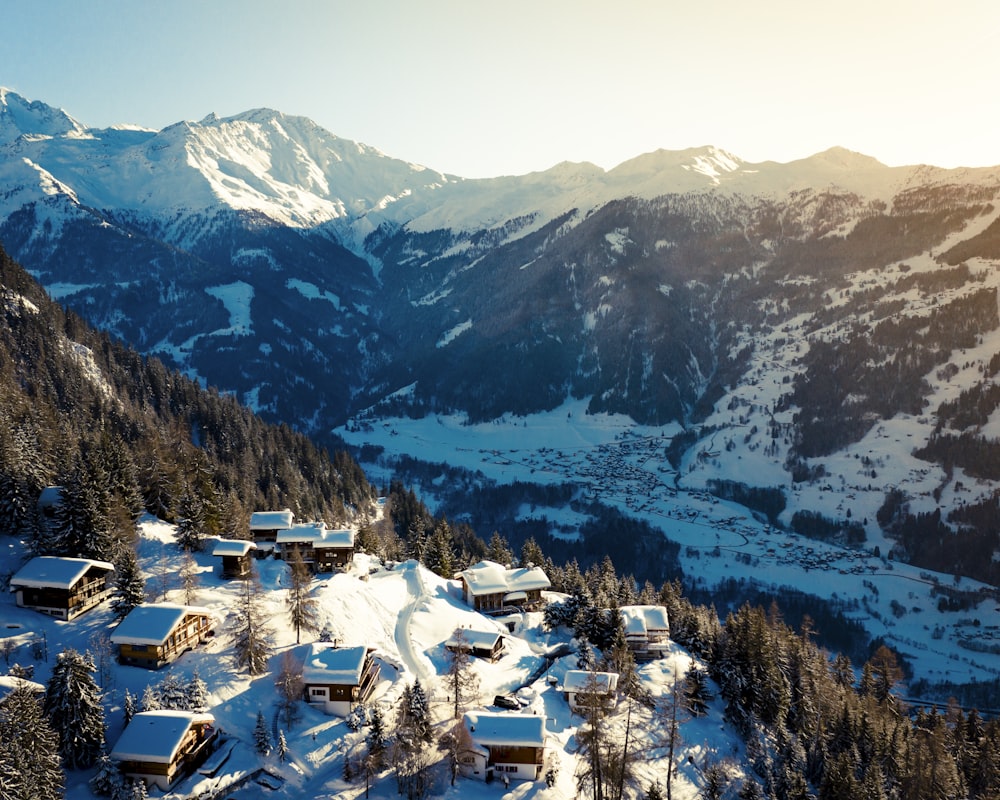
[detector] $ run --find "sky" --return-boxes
[2,0,999,178]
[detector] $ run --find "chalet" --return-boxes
[561,669,619,713]
[110,710,218,791]
[275,522,355,572]
[301,643,381,716]
[249,509,294,547]
[619,605,670,661]
[0,675,45,704]
[111,603,214,669]
[445,628,505,662]
[460,711,546,782]
[459,560,550,614]
[10,556,115,620]
[211,538,256,579]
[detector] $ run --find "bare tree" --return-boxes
[231,565,274,675]
[179,549,199,606]
[286,545,319,644]
[275,650,304,729]
[445,629,479,718]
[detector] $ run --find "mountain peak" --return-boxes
[0,88,86,144]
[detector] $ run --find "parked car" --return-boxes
[493,694,520,710]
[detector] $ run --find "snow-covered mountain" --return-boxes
[5,88,1000,591]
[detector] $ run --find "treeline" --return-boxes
[0,243,376,570]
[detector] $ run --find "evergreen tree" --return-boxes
[174,484,206,552]
[486,531,514,565]
[276,729,288,762]
[285,545,319,644]
[683,665,712,717]
[254,710,271,756]
[89,750,125,798]
[185,668,209,712]
[43,648,106,769]
[0,682,64,800]
[520,536,546,568]
[153,672,188,710]
[575,670,613,800]
[110,545,145,622]
[140,683,160,712]
[122,689,137,725]
[445,629,480,718]
[422,519,456,578]
[366,704,388,769]
[646,783,665,800]
[179,549,199,606]
[231,566,274,675]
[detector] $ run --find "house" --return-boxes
[111,603,214,669]
[459,560,550,614]
[275,522,355,571]
[619,605,670,661]
[460,711,546,782]
[301,643,381,716]
[561,669,619,713]
[9,556,115,620]
[248,509,294,548]
[445,628,505,662]
[110,710,218,791]
[211,538,256,579]
[0,675,45,704]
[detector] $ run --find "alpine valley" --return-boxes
[5,88,1000,674]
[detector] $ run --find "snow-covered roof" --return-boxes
[249,509,294,529]
[301,643,369,685]
[620,605,670,635]
[463,711,545,748]
[445,629,503,650]
[211,539,255,557]
[10,556,114,590]
[110,603,212,646]
[316,527,355,548]
[562,670,619,694]
[460,560,550,596]
[276,521,325,544]
[110,710,215,764]
[0,675,45,701]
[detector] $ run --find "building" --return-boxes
[445,628,505,662]
[211,538,256,579]
[110,710,218,791]
[561,669,619,713]
[459,560,550,614]
[0,675,45,704]
[619,605,670,661]
[275,522,355,572]
[301,643,381,716]
[460,711,546,782]
[111,603,214,669]
[248,509,294,547]
[10,556,115,620]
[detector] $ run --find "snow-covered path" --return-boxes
[394,560,435,685]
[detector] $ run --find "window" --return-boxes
[310,688,327,697]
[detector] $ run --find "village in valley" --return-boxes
[1,499,720,800]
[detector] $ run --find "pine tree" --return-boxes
[422,519,456,578]
[110,545,145,622]
[254,710,272,756]
[185,668,209,712]
[520,536,546,568]
[486,531,514,565]
[153,672,188,710]
[179,549,199,606]
[231,566,274,675]
[174,484,206,552]
[683,665,712,717]
[0,682,64,800]
[122,689,137,725]
[140,684,160,712]
[276,729,288,762]
[285,546,319,644]
[43,648,106,769]
[90,750,125,798]
[366,704,388,769]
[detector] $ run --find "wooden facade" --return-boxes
[10,557,114,621]
[302,644,381,716]
[112,604,214,669]
[461,712,546,782]
[459,561,550,615]
[111,711,218,791]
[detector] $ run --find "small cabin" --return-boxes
[460,711,546,782]
[249,509,294,547]
[561,669,619,713]
[275,522,355,572]
[619,605,670,661]
[111,603,214,669]
[445,629,505,662]
[211,539,256,579]
[459,560,550,614]
[111,710,218,791]
[10,556,115,620]
[301,643,381,716]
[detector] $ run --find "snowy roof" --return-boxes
[315,527,355,548]
[0,675,45,701]
[620,605,670,635]
[562,670,619,694]
[110,710,215,764]
[110,603,212,646]
[460,560,550,596]
[249,509,294,529]
[463,711,545,748]
[276,521,325,544]
[445,629,503,650]
[212,539,256,557]
[301,643,369,685]
[10,556,114,590]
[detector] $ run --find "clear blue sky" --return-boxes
[3,0,998,177]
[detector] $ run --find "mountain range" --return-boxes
[4,87,1000,586]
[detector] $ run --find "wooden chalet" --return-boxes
[248,509,294,550]
[561,669,619,713]
[460,711,546,782]
[0,675,45,705]
[619,605,670,661]
[110,710,218,791]
[445,628,505,662]
[111,603,214,669]
[301,643,381,716]
[10,556,115,620]
[275,522,355,572]
[211,538,256,579]
[459,560,550,614]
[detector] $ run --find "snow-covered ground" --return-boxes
[2,516,751,800]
